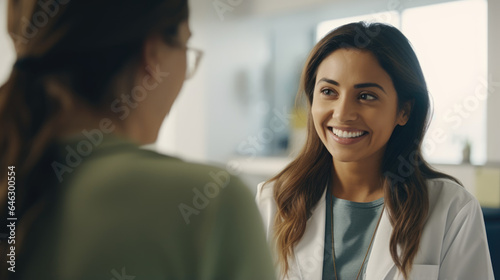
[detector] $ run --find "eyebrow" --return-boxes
[317,78,386,94]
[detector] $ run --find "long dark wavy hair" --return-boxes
[0,1,188,278]
[266,22,460,279]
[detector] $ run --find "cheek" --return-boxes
[170,57,186,84]
[311,100,323,127]
[311,99,329,140]
[157,57,186,99]
[162,50,187,81]
[311,96,329,118]
[370,110,399,139]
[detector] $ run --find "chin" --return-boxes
[331,155,363,163]
[326,148,362,163]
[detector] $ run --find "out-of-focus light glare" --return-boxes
[316,11,400,42]
[403,0,487,164]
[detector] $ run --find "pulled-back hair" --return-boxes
[0,1,188,277]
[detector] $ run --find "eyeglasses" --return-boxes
[185,47,203,80]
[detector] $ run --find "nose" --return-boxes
[332,96,358,123]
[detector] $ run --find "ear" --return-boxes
[397,100,413,126]
[141,34,165,70]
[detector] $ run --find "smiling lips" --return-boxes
[328,127,368,144]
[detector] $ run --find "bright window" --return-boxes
[316,11,400,42]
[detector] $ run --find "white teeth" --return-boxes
[332,128,365,138]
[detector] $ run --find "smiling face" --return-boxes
[311,48,409,165]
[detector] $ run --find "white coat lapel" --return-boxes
[364,208,395,280]
[292,187,328,280]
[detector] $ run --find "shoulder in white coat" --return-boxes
[256,181,278,242]
[256,178,495,280]
[420,178,494,280]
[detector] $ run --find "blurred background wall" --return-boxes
[1,0,499,205]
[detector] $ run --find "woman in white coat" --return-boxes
[256,22,494,280]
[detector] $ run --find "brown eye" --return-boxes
[321,89,336,96]
[359,93,377,100]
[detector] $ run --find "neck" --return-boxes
[331,157,384,202]
[55,98,159,145]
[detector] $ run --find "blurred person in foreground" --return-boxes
[0,1,276,279]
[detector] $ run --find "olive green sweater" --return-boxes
[18,135,276,280]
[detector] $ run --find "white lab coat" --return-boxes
[255,178,495,280]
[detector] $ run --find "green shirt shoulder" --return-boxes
[21,136,276,280]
